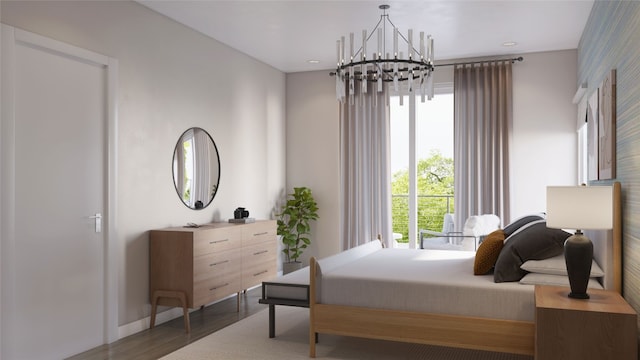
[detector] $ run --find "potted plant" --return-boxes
[277,187,319,274]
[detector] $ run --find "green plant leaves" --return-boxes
[276,187,319,263]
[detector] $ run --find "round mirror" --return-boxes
[172,127,221,210]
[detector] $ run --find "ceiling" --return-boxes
[138,0,594,73]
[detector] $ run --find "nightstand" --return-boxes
[534,285,637,360]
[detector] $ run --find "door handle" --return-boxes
[89,213,102,233]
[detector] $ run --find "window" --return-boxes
[390,85,454,248]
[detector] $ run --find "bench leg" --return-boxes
[268,304,276,338]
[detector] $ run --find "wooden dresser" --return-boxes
[149,220,277,331]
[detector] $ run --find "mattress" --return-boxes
[318,248,537,322]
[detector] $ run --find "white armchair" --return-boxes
[420,214,501,251]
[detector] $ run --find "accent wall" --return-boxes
[577,0,640,325]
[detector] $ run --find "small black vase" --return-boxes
[564,230,593,299]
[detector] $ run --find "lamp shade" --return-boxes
[546,186,613,230]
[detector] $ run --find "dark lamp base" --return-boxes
[568,292,590,299]
[564,230,594,300]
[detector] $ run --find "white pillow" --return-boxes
[519,273,603,289]
[520,254,604,277]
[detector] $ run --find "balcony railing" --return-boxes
[392,194,454,245]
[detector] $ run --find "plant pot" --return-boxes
[283,261,303,275]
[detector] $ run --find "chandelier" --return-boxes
[334,4,435,103]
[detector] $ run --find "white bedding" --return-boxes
[318,248,537,322]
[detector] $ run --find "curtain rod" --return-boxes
[435,56,524,68]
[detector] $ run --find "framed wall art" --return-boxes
[587,88,599,181]
[598,69,616,180]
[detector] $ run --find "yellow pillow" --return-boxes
[474,230,506,275]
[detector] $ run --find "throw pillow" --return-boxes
[494,220,571,282]
[519,273,603,289]
[520,254,605,277]
[473,230,506,275]
[503,213,545,237]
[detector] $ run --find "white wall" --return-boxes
[1,0,286,331]
[287,50,578,256]
[285,71,341,261]
[510,50,578,219]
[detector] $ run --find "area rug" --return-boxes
[161,306,533,360]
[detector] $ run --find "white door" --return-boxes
[1,26,117,359]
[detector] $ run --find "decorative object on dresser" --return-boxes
[149,220,276,332]
[229,207,255,223]
[546,184,614,299]
[277,187,319,274]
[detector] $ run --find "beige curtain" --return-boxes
[340,81,393,249]
[453,61,512,230]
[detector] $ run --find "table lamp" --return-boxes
[546,185,613,299]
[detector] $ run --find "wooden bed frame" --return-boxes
[308,182,622,357]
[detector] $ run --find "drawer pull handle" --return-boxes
[253,250,269,256]
[210,238,229,244]
[253,270,268,277]
[253,232,268,236]
[210,283,229,291]
[210,260,229,266]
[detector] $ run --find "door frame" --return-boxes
[0,24,119,347]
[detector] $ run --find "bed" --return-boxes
[308,182,622,357]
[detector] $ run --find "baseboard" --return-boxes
[116,291,251,340]
[118,306,183,339]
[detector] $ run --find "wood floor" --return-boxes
[68,287,267,360]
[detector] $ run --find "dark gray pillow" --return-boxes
[494,220,570,283]
[503,214,545,237]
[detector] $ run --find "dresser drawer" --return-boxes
[193,249,241,283]
[193,273,242,306]
[242,262,277,289]
[241,221,276,246]
[242,242,277,289]
[242,241,277,264]
[193,227,241,255]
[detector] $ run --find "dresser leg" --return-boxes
[150,290,190,333]
[150,293,159,329]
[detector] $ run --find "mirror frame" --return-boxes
[172,127,221,210]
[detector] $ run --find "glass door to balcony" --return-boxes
[390,87,454,248]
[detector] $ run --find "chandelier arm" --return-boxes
[384,17,424,57]
[352,15,386,60]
